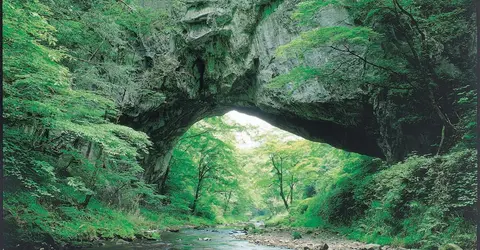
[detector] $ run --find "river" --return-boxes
[86,228,287,250]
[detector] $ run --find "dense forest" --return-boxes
[3,0,477,250]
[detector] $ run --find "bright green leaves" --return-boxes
[167,117,249,219]
[3,1,67,85]
[3,0,71,126]
[272,25,379,90]
[292,0,342,25]
[349,149,477,248]
[67,177,94,195]
[268,67,322,89]
[3,0,153,212]
[55,122,150,158]
[2,0,57,45]
[277,26,377,58]
[278,26,377,57]
[261,0,284,20]
[3,126,60,198]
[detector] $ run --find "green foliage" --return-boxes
[265,3,477,248]
[3,192,215,248]
[3,1,477,250]
[249,228,265,234]
[261,0,284,20]
[2,0,174,247]
[284,148,476,249]
[243,123,476,249]
[272,24,381,91]
[348,149,476,249]
[292,231,302,239]
[292,0,341,25]
[268,67,322,90]
[165,117,252,221]
[273,0,476,157]
[277,26,378,57]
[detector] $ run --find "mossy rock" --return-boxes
[243,223,256,230]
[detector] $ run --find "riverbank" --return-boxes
[234,227,410,250]
[84,228,287,250]
[4,193,217,250]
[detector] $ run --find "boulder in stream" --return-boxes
[360,244,382,250]
[198,237,212,241]
[115,239,130,245]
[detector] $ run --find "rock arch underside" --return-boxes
[118,0,451,186]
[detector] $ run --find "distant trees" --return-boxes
[257,137,313,211]
[269,154,294,210]
[167,117,249,218]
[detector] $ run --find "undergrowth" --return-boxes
[3,193,216,249]
[273,149,477,250]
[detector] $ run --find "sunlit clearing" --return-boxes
[224,110,302,149]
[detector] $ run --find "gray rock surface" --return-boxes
[118,0,447,185]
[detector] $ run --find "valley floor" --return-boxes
[234,227,409,250]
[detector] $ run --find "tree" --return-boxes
[270,154,292,210]
[3,0,153,205]
[3,1,167,246]
[273,0,476,155]
[166,117,245,217]
[258,135,312,210]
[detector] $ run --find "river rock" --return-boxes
[317,243,329,250]
[115,239,130,245]
[254,221,265,229]
[361,244,382,250]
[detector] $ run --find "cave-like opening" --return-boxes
[159,110,377,223]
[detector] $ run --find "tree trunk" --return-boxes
[289,175,294,205]
[271,155,289,210]
[436,125,446,155]
[159,163,171,195]
[279,176,289,210]
[223,190,232,214]
[79,194,92,209]
[191,179,203,214]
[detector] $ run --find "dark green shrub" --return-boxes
[292,231,302,239]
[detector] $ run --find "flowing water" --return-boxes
[86,228,287,250]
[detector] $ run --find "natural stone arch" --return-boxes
[119,0,442,187]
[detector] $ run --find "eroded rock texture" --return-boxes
[119,0,445,186]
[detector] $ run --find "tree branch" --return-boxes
[179,129,216,141]
[393,0,425,41]
[116,0,135,12]
[329,45,419,90]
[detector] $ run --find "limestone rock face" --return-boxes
[119,0,442,185]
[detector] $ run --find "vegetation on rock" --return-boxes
[3,0,477,249]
